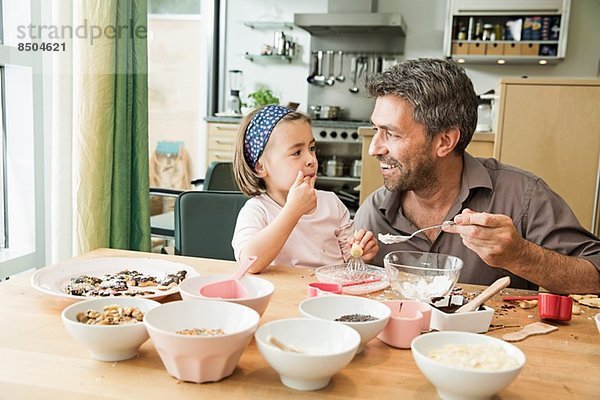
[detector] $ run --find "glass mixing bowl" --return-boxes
[384,251,463,300]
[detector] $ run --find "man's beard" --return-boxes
[380,147,438,193]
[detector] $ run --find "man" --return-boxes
[354,58,600,293]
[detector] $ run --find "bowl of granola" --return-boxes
[179,274,274,316]
[143,300,259,383]
[61,297,160,361]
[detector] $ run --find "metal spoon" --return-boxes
[336,51,345,82]
[325,50,335,86]
[378,221,456,244]
[349,57,362,94]
[308,51,326,86]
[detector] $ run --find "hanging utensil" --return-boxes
[336,51,345,82]
[325,50,335,86]
[349,56,363,94]
[308,51,326,86]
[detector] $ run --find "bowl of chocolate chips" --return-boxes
[298,295,391,353]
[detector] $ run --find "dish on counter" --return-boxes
[31,257,198,300]
[315,264,388,295]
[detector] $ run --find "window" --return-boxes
[147,0,218,184]
[0,0,45,278]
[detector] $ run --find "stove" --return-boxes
[311,120,370,215]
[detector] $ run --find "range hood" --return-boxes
[294,12,406,35]
[294,0,406,35]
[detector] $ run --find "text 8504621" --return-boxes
[18,42,66,52]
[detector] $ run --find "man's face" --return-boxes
[369,95,437,193]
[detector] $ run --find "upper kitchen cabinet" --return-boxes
[494,78,600,235]
[443,0,571,64]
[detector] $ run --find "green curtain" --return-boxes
[75,0,150,253]
[110,0,151,251]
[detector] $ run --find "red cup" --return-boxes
[538,293,572,321]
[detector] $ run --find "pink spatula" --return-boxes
[198,256,257,299]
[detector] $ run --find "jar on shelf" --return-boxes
[476,100,492,132]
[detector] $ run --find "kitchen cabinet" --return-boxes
[495,78,600,235]
[206,122,238,165]
[443,0,571,64]
[358,129,496,204]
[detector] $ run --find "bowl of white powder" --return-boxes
[411,331,526,400]
[384,251,463,300]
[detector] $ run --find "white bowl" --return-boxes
[178,274,274,316]
[298,295,391,353]
[595,313,600,334]
[61,297,160,361]
[143,300,259,383]
[430,295,494,333]
[411,331,526,400]
[255,318,360,391]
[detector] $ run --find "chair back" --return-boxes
[203,162,239,191]
[174,190,247,260]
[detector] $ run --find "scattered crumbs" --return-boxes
[112,362,117,367]
[301,276,304,279]
[570,334,579,340]
[488,324,520,332]
[528,315,534,318]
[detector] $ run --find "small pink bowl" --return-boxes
[377,300,432,349]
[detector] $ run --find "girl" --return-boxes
[231,104,378,273]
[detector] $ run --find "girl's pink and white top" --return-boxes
[232,190,353,268]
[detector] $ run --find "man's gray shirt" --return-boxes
[354,153,600,289]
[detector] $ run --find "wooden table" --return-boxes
[1,249,599,399]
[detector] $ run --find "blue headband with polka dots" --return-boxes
[243,105,293,168]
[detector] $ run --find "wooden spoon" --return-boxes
[455,276,511,313]
[503,322,558,342]
[266,335,303,353]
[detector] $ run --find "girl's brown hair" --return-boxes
[233,107,311,197]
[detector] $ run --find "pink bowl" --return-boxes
[144,300,259,383]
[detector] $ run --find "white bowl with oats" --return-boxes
[61,297,160,361]
[411,331,526,400]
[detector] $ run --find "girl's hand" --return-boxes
[285,171,317,217]
[351,229,379,262]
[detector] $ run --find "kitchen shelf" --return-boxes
[244,53,294,63]
[443,0,570,64]
[243,21,295,30]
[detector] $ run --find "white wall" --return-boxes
[223,0,325,113]
[223,0,600,104]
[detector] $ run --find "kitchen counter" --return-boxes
[2,248,599,399]
[206,115,370,129]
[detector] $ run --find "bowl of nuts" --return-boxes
[143,300,260,383]
[61,297,160,361]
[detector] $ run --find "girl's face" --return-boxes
[256,119,317,198]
